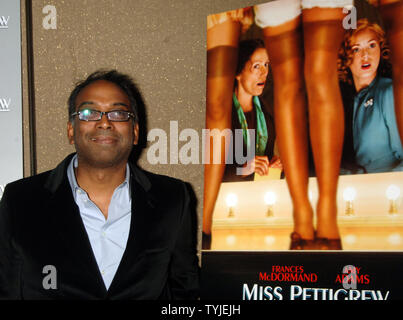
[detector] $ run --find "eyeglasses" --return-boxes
[71,109,135,122]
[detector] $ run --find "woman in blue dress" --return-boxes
[338,18,403,173]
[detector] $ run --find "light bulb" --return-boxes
[264,191,276,218]
[225,193,238,208]
[343,187,356,216]
[343,187,357,201]
[225,193,238,218]
[386,185,400,201]
[386,185,400,215]
[264,191,276,205]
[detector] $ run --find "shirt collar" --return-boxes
[356,75,379,98]
[67,154,131,199]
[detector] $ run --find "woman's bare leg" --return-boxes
[302,8,345,244]
[262,17,315,244]
[203,20,240,248]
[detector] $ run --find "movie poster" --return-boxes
[201,0,403,301]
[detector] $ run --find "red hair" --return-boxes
[338,18,391,84]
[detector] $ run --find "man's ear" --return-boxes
[133,122,139,145]
[67,121,75,145]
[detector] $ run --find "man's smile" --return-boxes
[90,135,118,144]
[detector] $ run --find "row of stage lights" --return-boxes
[225,184,401,218]
[222,232,403,247]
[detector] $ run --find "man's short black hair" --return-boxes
[68,70,140,123]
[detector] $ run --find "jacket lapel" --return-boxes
[43,154,156,296]
[44,154,107,295]
[107,164,156,295]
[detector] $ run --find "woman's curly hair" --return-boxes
[338,18,392,84]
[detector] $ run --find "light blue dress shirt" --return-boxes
[353,76,403,173]
[67,155,132,290]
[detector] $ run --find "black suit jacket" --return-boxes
[0,153,199,300]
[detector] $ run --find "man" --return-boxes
[0,70,199,299]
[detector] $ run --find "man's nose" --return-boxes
[97,113,112,129]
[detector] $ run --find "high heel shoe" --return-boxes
[289,232,316,250]
[315,237,342,250]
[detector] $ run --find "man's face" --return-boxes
[67,80,138,169]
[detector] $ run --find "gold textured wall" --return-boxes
[20,0,268,246]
